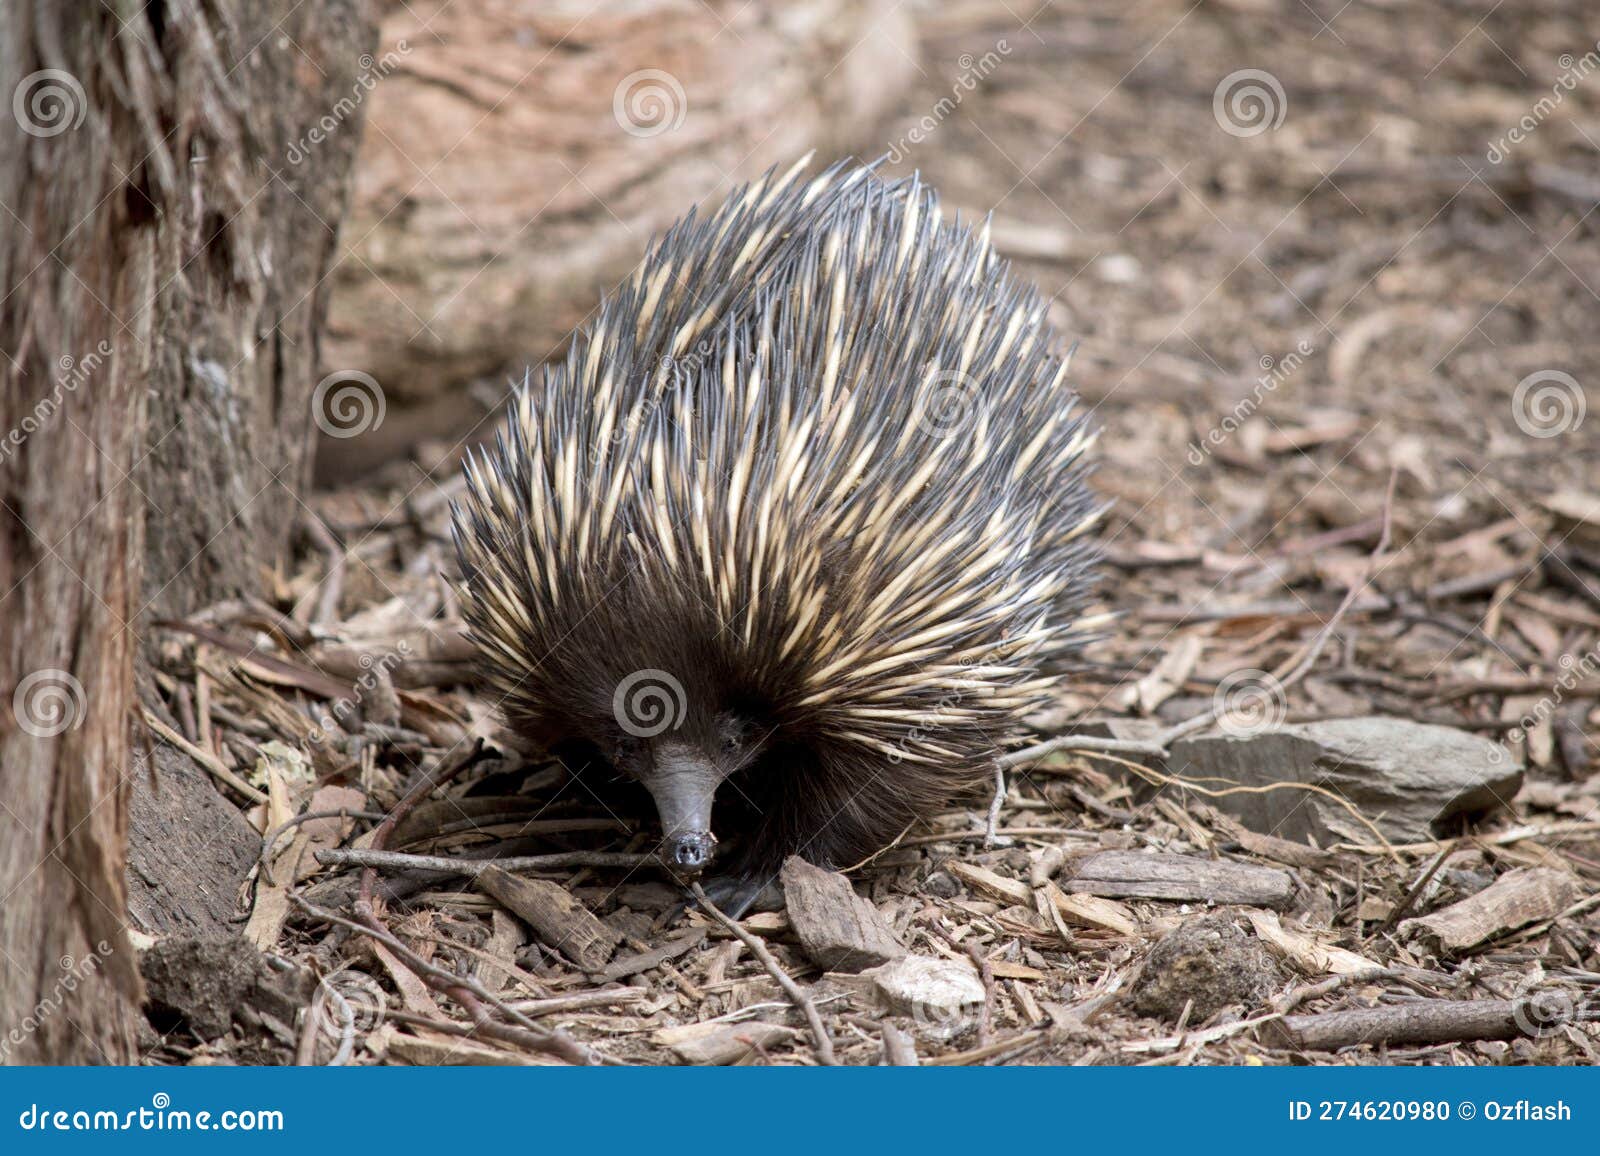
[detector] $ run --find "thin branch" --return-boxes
[691,883,837,1065]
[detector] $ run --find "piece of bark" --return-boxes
[475,867,622,972]
[881,1023,919,1066]
[870,955,985,1026]
[1064,851,1296,910]
[476,910,524,995]
[319,0,917,480]
[1229,828,1341,871]
[781,856,906,972]
[387,1033,547,1067]
[1167,718,1522,846]
[126,742,260,939]
[1399,867,1584,956]
[1262,999,1535,1051]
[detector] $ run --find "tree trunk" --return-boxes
[0,0,374,1062]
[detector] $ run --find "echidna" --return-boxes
[454,157,1103,910]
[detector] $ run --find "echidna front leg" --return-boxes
[693,874,772,920]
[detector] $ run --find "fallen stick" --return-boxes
[142,710,268,804]
[691,883,837,1066]
[1261,998,1579,1051]
[317,847,659,875]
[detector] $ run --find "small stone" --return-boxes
[653,1020,795,1065]
[870,954,984,1029]
[1096,253,1142,284]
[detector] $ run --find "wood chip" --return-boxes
[475,866,622,972]
[1262,999,1532,1051]
[780,856,906,972]
[1044,882,1142,936]
[596,928,707,983]
[387,1032,548,1066]
[948,861,1032,905]
[1245,909,1382,976]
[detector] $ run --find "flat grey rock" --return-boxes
[1167,717,1522,846]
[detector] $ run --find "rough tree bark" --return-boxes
[0,0,374,1062]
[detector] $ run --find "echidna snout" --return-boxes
[637,737,740,874]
